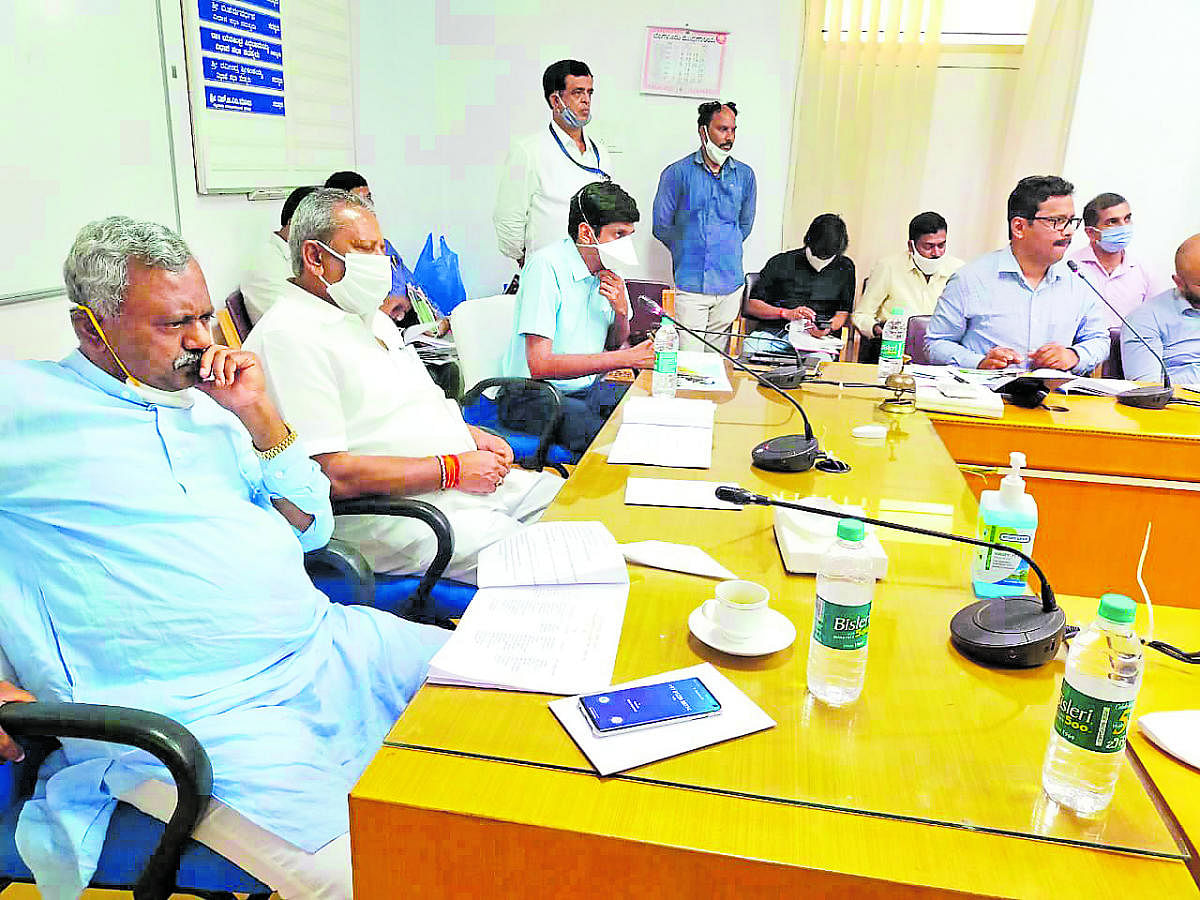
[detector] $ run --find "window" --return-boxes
[823,0,1035,45]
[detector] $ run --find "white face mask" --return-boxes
[595,232,639,276]
[911,245,944,277]
[701,126,732,167]
[314,241,392,318]
[805,247,834,273]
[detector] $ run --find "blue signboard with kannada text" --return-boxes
[200,25,282,66]
[198,0,281,41]
[203,56,284,91]
[205,86,285,116]
[237,0,280,12]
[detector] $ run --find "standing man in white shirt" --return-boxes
[494,59,613,269]
[240,184,317,324]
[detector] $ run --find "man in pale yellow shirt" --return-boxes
[852,211,964,361]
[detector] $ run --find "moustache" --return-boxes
[173,349,205,371]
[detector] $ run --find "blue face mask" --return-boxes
[554,93,590,130]
[1096,225,1133,252]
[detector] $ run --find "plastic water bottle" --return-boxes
[876,307,908,381]
[807,518,876,706]
[1041,593,1143,816]
[651,318,679,398]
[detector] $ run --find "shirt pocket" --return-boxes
[714,180,742,223]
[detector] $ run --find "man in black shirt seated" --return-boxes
[745,213,855,339]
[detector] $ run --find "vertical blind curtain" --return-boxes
[785,0,944,277]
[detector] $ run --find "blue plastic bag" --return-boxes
[412,233,467,314]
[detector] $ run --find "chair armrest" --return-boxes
[332,497,453,624]
[460,376,564,471]
[304,538,375,607]
[0,700,211,900]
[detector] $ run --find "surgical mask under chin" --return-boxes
[911,247,943,277]
[805,247,834,273]
[554,94,590,130]
[76,302,197,407]
[316,242,392,319]
[1096,225,1133,252]
[702,128,732,167]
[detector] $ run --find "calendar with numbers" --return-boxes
[641,27,728,99]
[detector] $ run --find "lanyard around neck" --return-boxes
[548,124,610,180]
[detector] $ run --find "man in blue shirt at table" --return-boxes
[0,216,446,898]
[653,100,757,353]
[498,181,656,458]
[926,175,1108,372]
[1122,233,1200,384]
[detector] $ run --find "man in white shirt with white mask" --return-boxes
[497,182,655,457]
[494,59,613,268]
[245,188,562,582]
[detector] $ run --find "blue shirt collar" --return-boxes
[997,244,1066,286]
[690,147,737,176]
[60,349,197,409]
[1170,288,1200,316]
[556,236,599,283]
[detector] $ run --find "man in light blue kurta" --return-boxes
[0,217,446,898]
[1122,234,1200,384]
[926,175,1109,374]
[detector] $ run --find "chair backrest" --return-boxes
[905,315,932,365]
[738,271,764,333]
[449,294,518,393]
[224,290,252,344]
[1105,327,1124,378]
[626,280,671,340]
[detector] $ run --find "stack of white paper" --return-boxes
[608,397,716,469]
[427,522,629,695]
[675,351,733,393]
[623,477,741,511]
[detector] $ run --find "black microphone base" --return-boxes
[950,596,1066,668]
[752,435,820,472]
[1117,386,1173,409]
[761,366,808,389]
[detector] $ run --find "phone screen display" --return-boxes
[579,677,721,735]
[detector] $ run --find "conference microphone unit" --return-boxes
[713,486,1066,668]
[639,298,841,473]
[1066,259,1173,409]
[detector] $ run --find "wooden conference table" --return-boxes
[349,367,1199,897]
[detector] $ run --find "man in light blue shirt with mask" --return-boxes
[1123,233,1200,384]
[0,216,447,898]
[926,175,1109,372]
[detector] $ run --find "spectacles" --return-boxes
[1027,215,1082,232]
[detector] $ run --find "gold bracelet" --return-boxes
[256,423,297,460]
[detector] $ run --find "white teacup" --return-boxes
[703,580,771,642]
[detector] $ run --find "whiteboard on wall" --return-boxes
[181,0,355,194]
[0,1,178,301]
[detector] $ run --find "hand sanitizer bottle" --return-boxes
[971,451,1039,598]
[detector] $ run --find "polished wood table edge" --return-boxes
[1130,735,1200,886]
[350,745,1197,899]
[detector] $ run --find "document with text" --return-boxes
[427,522,629,694]
[608,397,716,469]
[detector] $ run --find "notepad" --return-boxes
[608,398,716,468]
[427,522,629,695]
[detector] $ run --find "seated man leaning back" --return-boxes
[0,215,447,898]
[497,180,656,458]
[244,188,563,582]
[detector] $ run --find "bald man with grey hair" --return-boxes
[1121,233,1200,384]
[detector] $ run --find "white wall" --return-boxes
[1062,0,1200,280]
[355,1,803,297]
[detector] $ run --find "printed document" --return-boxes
[608,397,715,468]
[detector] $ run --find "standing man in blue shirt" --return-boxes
[498,181,656,457]
[653,101,757,353]
[926,175,1108,372]
[1122,233,1200,384]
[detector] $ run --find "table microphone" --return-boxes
[713,486,1066,668]
[1066,259,1173,409]
[639,297,826,472]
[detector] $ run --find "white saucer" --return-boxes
[688,605,797,657]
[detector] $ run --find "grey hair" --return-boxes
[63,216,192,318]
[288,188,374,275]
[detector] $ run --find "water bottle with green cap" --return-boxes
[1041,593,1144,815]
[877,306,908,381]
[807,517,877,706]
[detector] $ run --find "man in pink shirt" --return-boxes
[1067,192,1171,328]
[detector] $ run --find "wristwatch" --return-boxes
[256,423,298,460]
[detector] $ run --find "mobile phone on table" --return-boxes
[579,677,722,736]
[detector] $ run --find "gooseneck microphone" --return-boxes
[714,486,1066,668]
[640,298,831,473]
[1066,259,1173,409]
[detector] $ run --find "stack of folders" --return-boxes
[426,522,629,695]
[607,397,716,468]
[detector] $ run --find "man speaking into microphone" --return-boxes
[926,175,1109,372]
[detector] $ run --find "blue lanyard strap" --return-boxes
[548,124,610,180]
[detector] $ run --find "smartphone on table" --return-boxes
[579,677,721,737]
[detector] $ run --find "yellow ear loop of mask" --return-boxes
[76,303,140,385]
